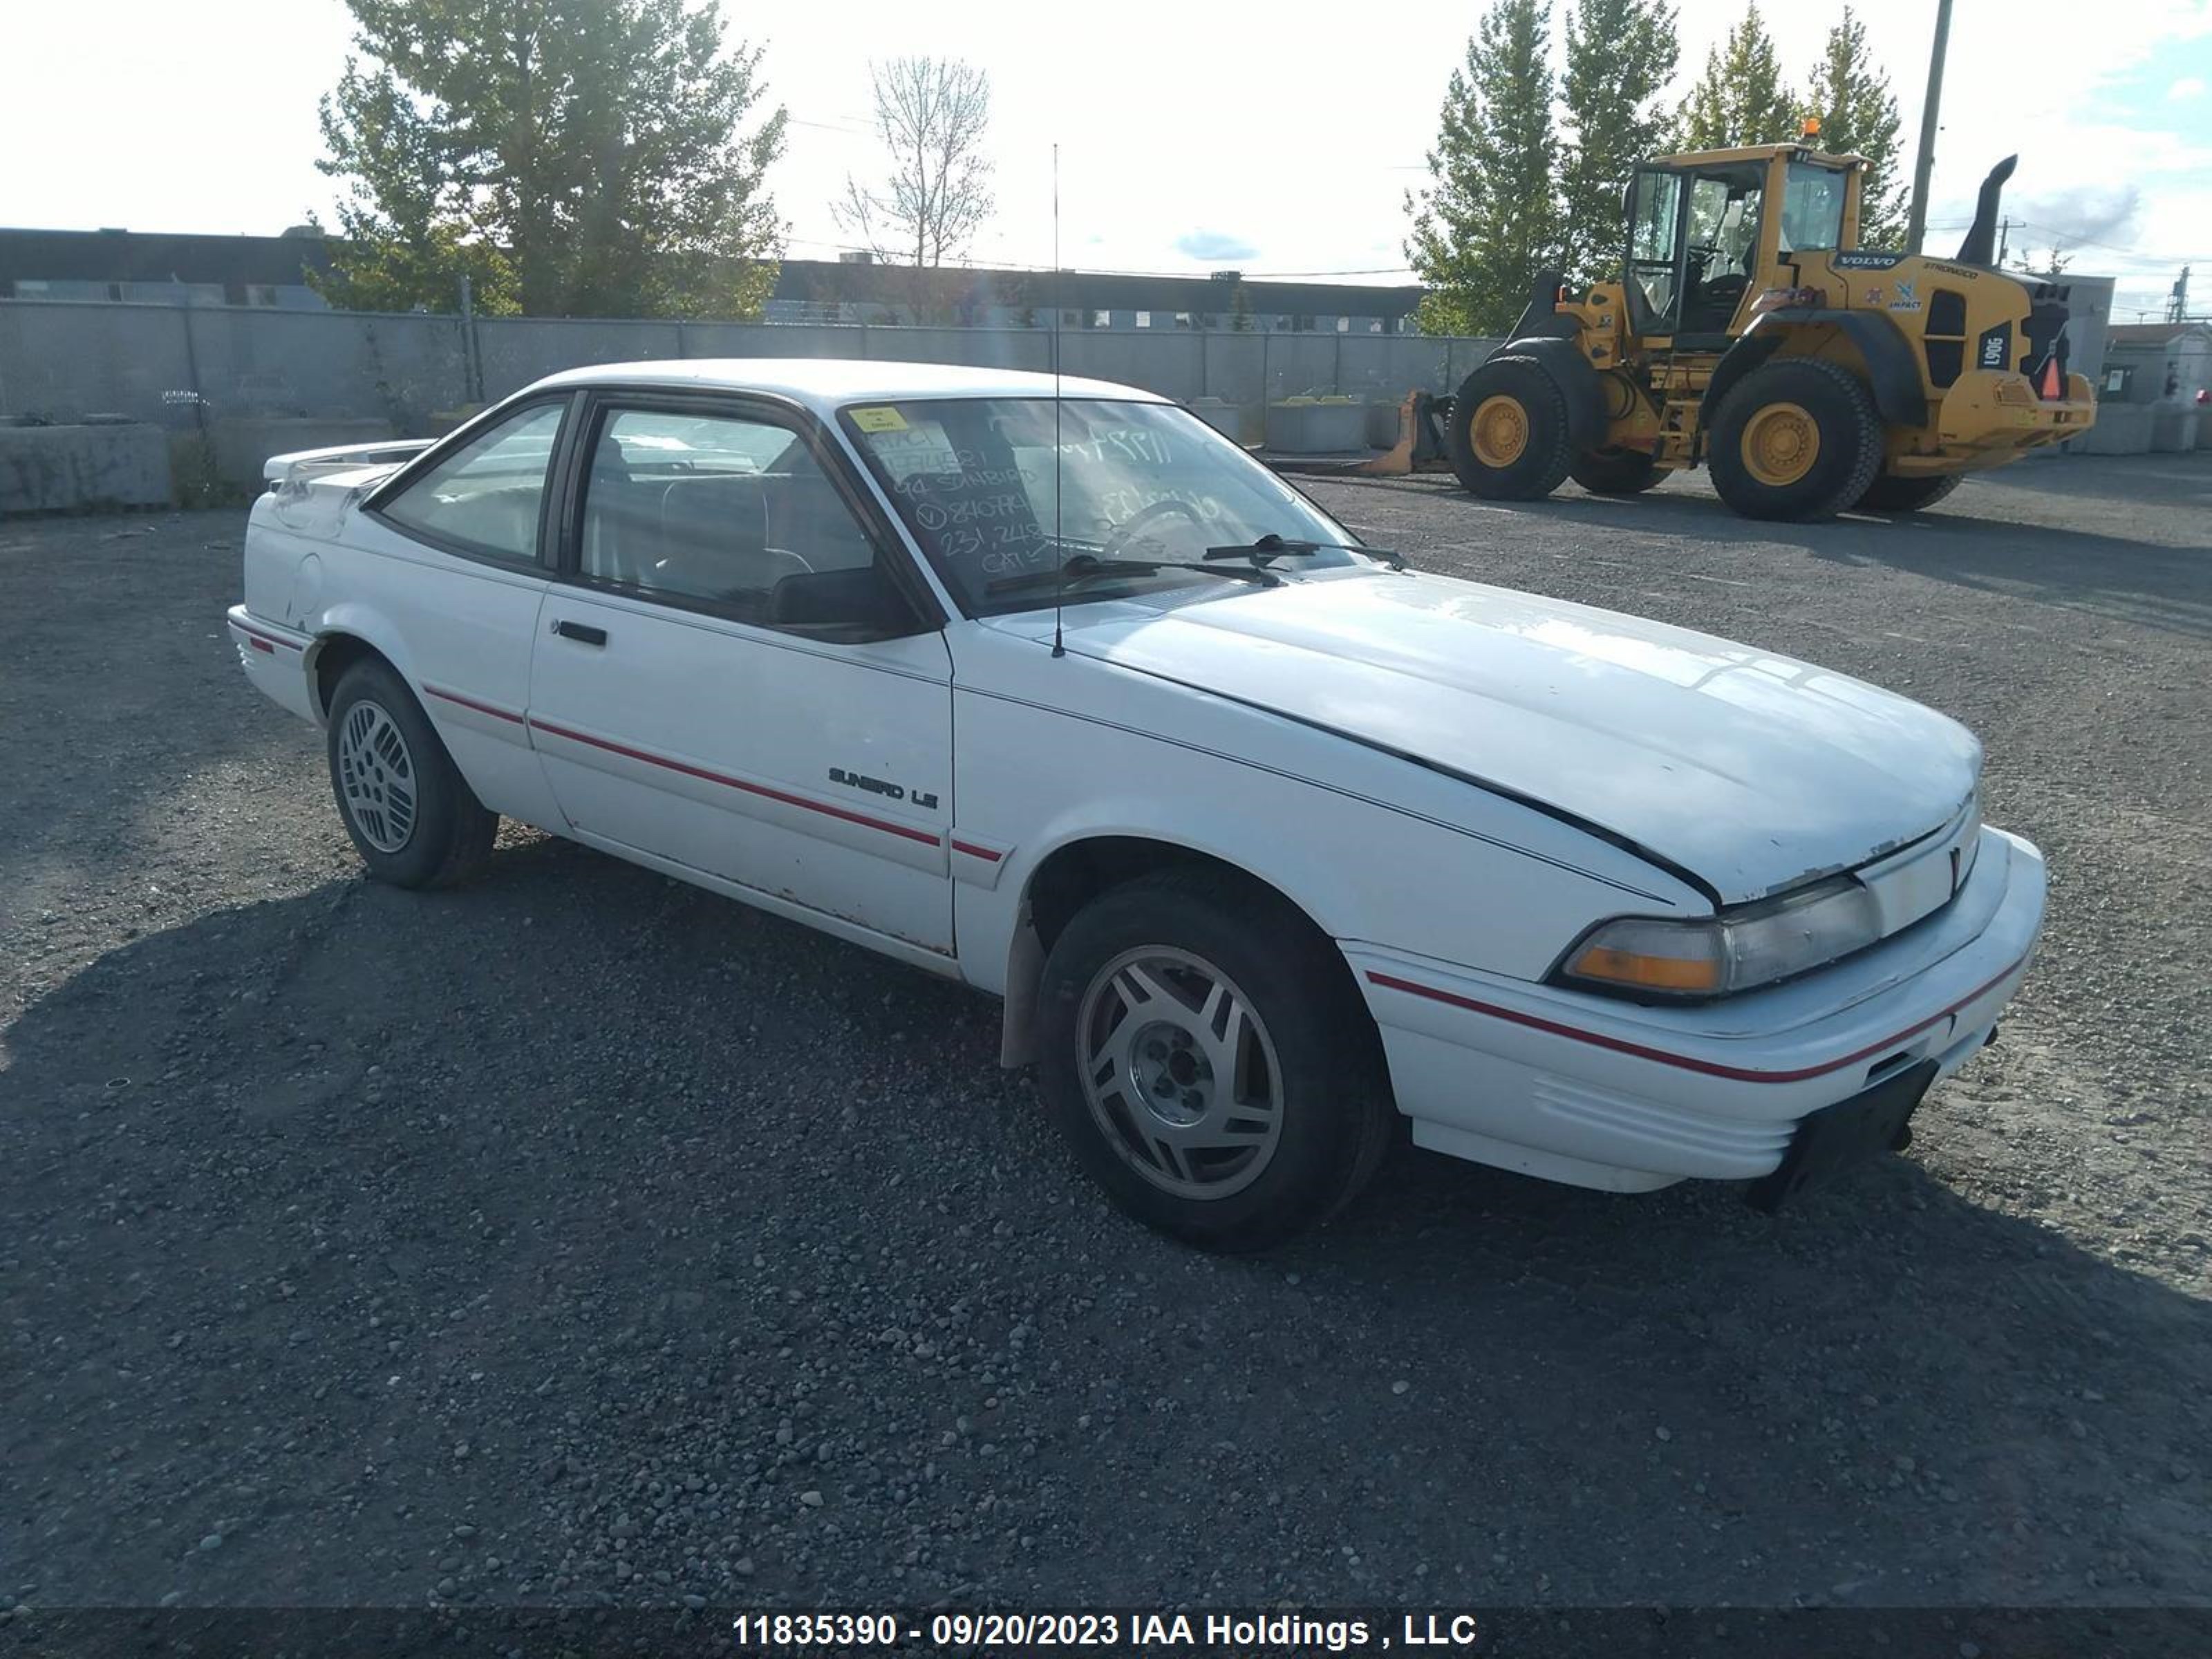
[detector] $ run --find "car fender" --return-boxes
[300,598,428,718]
[945,641,1711,1066]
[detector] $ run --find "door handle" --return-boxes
[552,619,608,646]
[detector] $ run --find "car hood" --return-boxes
[1044,571,1980,903]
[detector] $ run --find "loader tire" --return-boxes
[1855,471,1963,513]
[1445,357,1573,501]
[1708,358,1883,522]
[1570,447,1664,496]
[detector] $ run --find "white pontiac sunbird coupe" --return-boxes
[232,359,2045,1250]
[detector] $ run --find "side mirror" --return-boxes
[768,565,926,641]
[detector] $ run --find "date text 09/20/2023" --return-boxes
[729,1611,1483,1650]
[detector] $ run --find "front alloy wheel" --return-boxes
[1077,946,1286,1201]
[1035,867,1395,1252]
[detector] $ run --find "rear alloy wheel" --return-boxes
[1570,446,1665,496]
[336,699,419,855]
[1036,868,1394,1252]
[1445,356,1574,501]
[326,657,497,890]
[1708,357,1884,521]
[1855,471,1963,513]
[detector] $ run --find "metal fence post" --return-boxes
[178,302,209,439]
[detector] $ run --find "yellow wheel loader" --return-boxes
[1439,140,2097,521]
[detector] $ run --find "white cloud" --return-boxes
[2172,75,2207,100]
[1172,230,1259,263]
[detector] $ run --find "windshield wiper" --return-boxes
[1203,532,1406,570]
[983,552,1280,598]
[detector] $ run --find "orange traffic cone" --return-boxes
[2038,357,2063,399]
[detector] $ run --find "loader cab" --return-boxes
[1622,147,1864,346]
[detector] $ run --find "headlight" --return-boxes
[1557,876,1884,1000]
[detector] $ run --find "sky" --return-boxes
[3,0,2208,322]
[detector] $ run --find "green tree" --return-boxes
[1230,280,1255,332]
[316,0,787,319]
[1680,3,1798,149]
[1405,0,1563,335]
[1802,6,1904,245]
[1558,0,1680,286]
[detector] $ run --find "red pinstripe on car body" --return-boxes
[1363,953,2031,1084]
[424,683,941,849]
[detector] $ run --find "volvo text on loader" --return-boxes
[1436,139,2097,521]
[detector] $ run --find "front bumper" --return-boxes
[1349,826,2045,1194]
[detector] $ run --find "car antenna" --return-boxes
[1050,141,1066,659]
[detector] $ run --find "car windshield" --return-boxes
[838,397,1365,617]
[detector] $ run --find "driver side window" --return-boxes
[577,406,909,637]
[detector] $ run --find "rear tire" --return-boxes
[326,658,497,890]
[1707,357,1884,522]
[1445,356,1574,501]
[1035,868,1394,1253]
[1570,447,1664,496]
[1855,471,1962,513]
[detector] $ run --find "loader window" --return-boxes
[1627,169,1685,334]
[1781,163,1848,252]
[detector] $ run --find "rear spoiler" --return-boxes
[263,438,435,487]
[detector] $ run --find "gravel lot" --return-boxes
[4,454,2209,1627]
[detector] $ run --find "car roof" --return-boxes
[527,357,1169,414]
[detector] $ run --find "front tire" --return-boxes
[1707,357,1884,521]
[1035,868,1394,1252]
[326,658,496,889]
[1445,356,1574,501]
[1855,471,1962,513]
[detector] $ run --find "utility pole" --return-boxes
[1904,0,1953,255]
[1996,216,2012,268]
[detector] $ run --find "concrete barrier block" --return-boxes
[2150,409,2200,453]
[0,422,172,513]
[1265,400,1367,455]
[1189,398,1264,447]
[209,416,396,489]
[2073,404,2155,456]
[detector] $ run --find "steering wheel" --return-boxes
[1099,498,1205,560]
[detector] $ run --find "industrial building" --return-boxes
[762,258,1423,333]
[0,227,1421,333]
[0,226,335,308]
